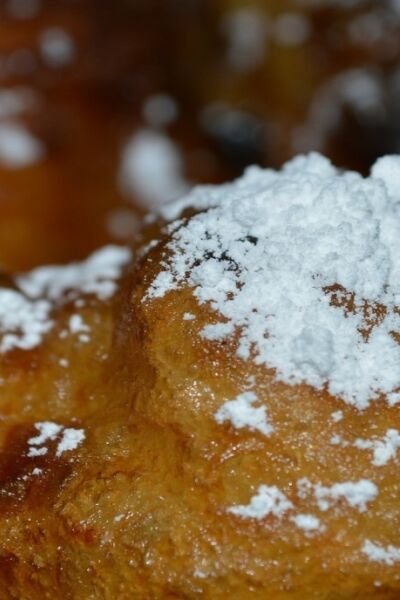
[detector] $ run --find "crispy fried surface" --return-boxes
[0,231,398,600]
[1,2,400,597]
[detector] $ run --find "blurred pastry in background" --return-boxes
[0,0,399,268]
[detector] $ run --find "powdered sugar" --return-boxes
[28,421,63,447]
[228,485,293,519]
[362,540,400,565]
[331,410,343,422]
[55,427,85,457]
[18,245,131,301]
[183,312,195,321]
[214,391,273,436]
[291,513,321,531]
[0,290,52,353]
[313,479,378,512]
[148,153,400,409]
[27,421,85,458]
[0,246,131,354]
[69,314,90,335]
[202,322,235,341]
[354,429,400,466]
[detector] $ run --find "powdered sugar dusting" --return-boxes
[0,290,52,353]
[147,153,400,409]
[27,421,85,458]
[313,479,378,512]
[55,427,85,457]
[362,540,400,565]
[354,429,400,466]
[291,513,321,532]
[28,421,63,447]
[331,410,343,422]
[69,314,90,335]
[18,245,131,301]
[0,246,131,354]
[214,391,273,436]
[228,485,293,519]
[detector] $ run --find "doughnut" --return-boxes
[0,153,400,598]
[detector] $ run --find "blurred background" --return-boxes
[0,0,399,271]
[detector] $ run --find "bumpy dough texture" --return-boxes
[0,226,399,600]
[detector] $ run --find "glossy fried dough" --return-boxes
[1,3,400,593]
[0,214,398,599]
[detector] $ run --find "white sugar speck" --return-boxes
[183,312,196,321]
[330,434,345,446]
[314,479,378,512]
[27,422,85,458]
[55,427,85,457]
[193,569,207,579]
[69,314,90,335]
[291,513,321,532]
[228,484,293,519]
[354,429,400,466]
[201,321,235,341]
[114,514,125,523]
[28,421,63,446]
[215,391,273,436]
[362,540,400,565]
[27,446,48,457]
[331,410,343,422]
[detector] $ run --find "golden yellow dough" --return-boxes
[0,209,397,600]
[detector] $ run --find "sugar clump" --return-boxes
[0,246,131,353]
[215,391,273,436]
[228,484,293,519]
[362,540,400,565]
[148,153,400,409]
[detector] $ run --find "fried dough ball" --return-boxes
[0,154,400,598]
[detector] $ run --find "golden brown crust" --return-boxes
[1,2,400,598]
[0,225,398,599]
